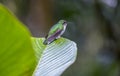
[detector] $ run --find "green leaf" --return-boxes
[31,37,77,76]
[0,4,36,76]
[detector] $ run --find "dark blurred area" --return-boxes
[1,0,120,76]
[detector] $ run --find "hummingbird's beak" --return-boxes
[67,22,73,25]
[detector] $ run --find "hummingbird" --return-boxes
[43,20,67,45]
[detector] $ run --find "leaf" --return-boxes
[31,37,77,76]
[0,4,36,76]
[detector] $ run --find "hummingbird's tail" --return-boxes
[43,39,48,45]
[43,38,55,45]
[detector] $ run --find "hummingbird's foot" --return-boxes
[55,36,61,39]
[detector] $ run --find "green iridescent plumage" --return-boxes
[47,23,63,38]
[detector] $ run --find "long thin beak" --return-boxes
[67,22,74,25]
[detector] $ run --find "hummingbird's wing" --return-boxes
[43,29,62,45]
[46,24,63,38]
[44,24,63,45]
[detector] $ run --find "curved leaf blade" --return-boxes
[0,4,36,76]
[31,37,77,76]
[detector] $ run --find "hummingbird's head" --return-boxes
[58,20,67,26]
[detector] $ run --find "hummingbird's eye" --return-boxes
[63,21,67,25]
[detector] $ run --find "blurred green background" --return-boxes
[0,0,120,76]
